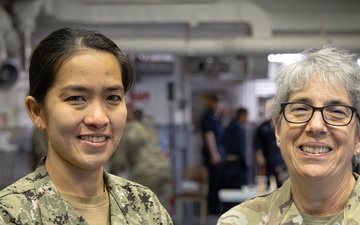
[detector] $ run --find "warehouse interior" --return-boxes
[0,0,360,224]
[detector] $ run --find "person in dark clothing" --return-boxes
[222,108,248,189]
[201,94,225,215]
[254,119,288,188]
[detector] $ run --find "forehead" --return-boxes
[288,76,351,105]
[57,50,120,75]
[47,51,123,94]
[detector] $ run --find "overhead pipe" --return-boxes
[12,0,44,70]
[114,35,360,55]
[50,0,271,38]
[45,0,360,54]
[0,7,13,62]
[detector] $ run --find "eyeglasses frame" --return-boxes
[280,102,359,126]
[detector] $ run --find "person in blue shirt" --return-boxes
[222,108,248,189]
[254,118,288,188]
[201,94,225,215]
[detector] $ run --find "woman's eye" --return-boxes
[327,107,347,116]
[292,106,309,112]
[67,96,85,102]
[330,109,345,114]
[107,95,121,101]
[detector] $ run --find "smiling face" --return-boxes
[275,76,360,181]
[28,50,126,171]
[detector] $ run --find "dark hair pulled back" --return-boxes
[29,27,135,104]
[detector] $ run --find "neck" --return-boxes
[291,172,355,216]
[45,153,105,197]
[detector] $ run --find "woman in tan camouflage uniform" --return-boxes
[219,46,360,224]
[0,27,173,225]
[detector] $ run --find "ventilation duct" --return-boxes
[0,63,18,90]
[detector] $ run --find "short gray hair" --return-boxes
[272,46,360,134]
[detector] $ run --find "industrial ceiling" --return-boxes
[1,0,360,59]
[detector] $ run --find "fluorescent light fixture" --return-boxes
[269,54,360,67]
[267,53,302,65]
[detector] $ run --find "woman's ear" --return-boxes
[274,118,280,143]
[25,96,45,130]
[354,134,360,156]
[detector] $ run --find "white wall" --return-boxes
[0,70,31,129]
[126,56,191,125]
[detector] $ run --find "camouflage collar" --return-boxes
[269,173,360,224]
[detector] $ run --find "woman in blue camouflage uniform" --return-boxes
[0,27,173,225]
[218,46,360,224]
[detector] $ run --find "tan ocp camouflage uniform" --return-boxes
[110,120,172,211]
[29,128,47,170]
[0,157,173,225]
[218,173,360,225]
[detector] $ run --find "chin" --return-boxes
[80,158,107,171]
[300,170,329,180]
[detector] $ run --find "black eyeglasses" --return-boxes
[280,102,359,126]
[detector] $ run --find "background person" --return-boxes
[0,27,173,224]
[218,46,360,224]
[29,127,47,170]
[254,99,288,189]
[200,94,225,215]
[109,108,172,211]
[222,107,248,189]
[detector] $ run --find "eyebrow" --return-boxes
[291,97,350,106]
[59,85,124,96]
[104,85,124,92]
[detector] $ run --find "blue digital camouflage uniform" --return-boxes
[0,157,173,225]
[218,173,360,225]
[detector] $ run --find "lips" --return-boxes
[79,136,107,143]
[300,146,331,154]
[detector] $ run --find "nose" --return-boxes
[305,110,328,135]
[84,102,110,128]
